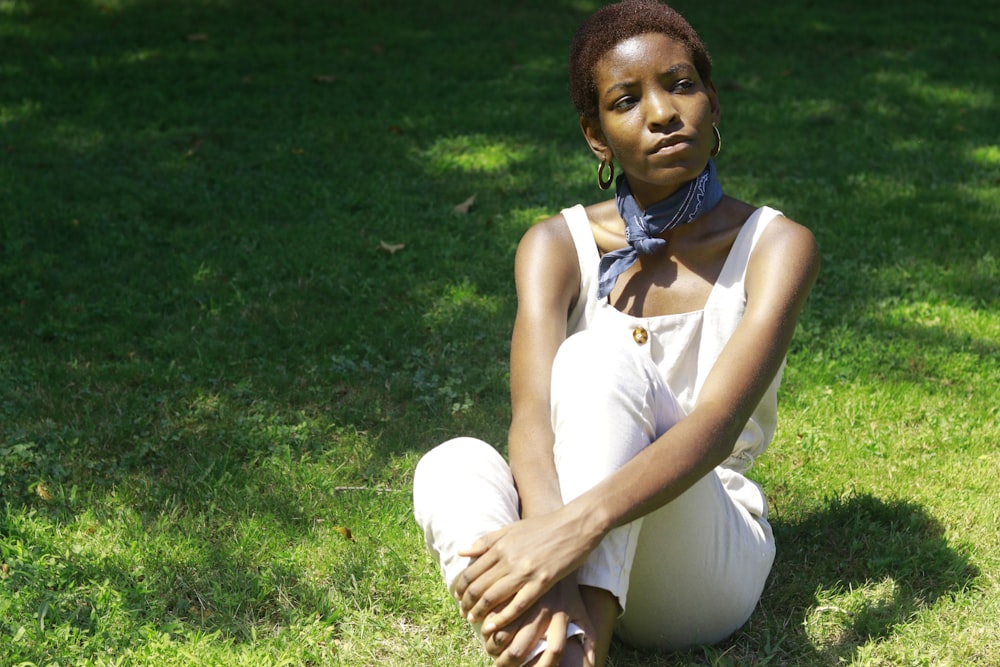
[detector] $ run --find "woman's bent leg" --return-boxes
[412,437,519,594]
[414,438,587,666]
[616,467,775,649]
[548,329,774,649]
[548,328,685,612]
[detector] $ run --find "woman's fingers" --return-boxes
[457,557,512,620]
[572,616,597,667]
[480,578,550,633]
[582,633,597,667]
[456,515,578,625]
[534,613,568,667]
[454,526,511,610]
[458,546,532,621]
[485,629,511,656]
[457,524,508,559]
[494,613,549,667]
[454,551,500,611]
[465,572,521,625]
[484,611,521,658]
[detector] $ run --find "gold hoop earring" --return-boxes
[710,124,722,157]
[597,157,614,190]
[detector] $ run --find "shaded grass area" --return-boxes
[1,0,998,664]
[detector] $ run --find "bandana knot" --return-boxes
[597,160,723,299]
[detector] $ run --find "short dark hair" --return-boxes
[568,0,713,120]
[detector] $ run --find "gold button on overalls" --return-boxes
[632,327,649,345]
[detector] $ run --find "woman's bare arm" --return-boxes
[507,215,581,518]
[581,215,820,527]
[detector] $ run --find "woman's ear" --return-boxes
[580,116,611,162]
[707,81,721,125]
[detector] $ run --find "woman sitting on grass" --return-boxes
[413,1,819,665]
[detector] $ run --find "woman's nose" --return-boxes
[644,89,679,128]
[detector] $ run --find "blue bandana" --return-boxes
[597,160,724,300]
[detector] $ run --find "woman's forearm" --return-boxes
[567,402,745,540]
[507,415,565,518]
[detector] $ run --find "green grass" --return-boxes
[1,0,998,664]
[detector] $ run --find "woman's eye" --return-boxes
[612,96,637,110]
[672,79,695,93]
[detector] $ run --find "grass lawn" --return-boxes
[1,0,998,665]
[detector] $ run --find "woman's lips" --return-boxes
[649,136,691,156]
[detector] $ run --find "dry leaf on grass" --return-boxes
[185,137,204,157]
[313,74,337,84]
[35,483,53,501]
[453,194,476,214]
[377,240,405,255]
[334,526,354,541]
[186,33,209,42]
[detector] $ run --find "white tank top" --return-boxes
[560,204,784,474]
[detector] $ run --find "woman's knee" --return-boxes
[415,437,497,484]
[551,330,633,389]
[551,329,682,442]
[413,437,513,522]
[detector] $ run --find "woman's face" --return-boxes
[583,32,719,208]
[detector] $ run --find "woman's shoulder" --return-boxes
[518,209,574,252]
[515,209,580,277]
[718,196,816,256]
[529,199,627,256]
[515,210,585,309]
[754,208,819,260]
[520,199,617,248]
[745,206,821,296]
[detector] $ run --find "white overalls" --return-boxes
[414,205,783,650]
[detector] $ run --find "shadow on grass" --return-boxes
[0,0,601,499]
[765,493,977,664]
[610,492,978,666]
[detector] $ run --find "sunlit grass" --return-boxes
[870,70,996,108]
[971,144,1000,166]
[423,134,531,175]
[0,99,40,126]
[0,0,27,16]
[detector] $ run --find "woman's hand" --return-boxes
[454,507,603,633]
[484,578,596,667]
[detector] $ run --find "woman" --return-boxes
[413,1,819,665]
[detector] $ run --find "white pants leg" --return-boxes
[413,327,775,651]
[413,436,519,596]
[550,328,775,649]
[413,437,583,666]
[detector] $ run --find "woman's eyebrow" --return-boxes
[602,80,638,97]
[602,63,695,96]
[660,62,694,77]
